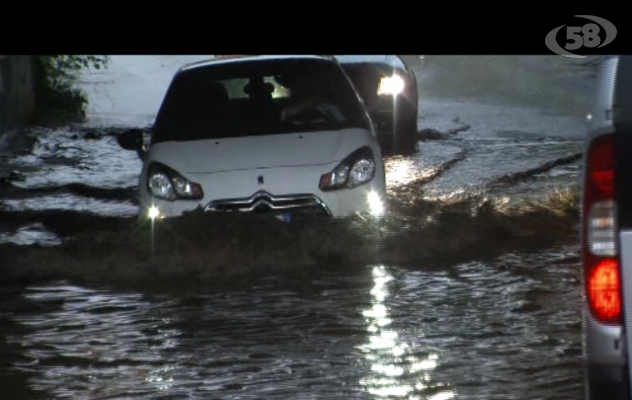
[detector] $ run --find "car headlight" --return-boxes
[319,147,376,191]
[147,162,204,201]
[378,74,405,95]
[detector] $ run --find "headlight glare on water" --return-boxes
[367,191,385,216]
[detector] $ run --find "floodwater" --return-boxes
[0,55,597,399]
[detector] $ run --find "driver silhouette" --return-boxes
[280,74,344,122]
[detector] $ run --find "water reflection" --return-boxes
[0,223,62,246]
[1,195,138,217]
[384,156,439,190]
[358,265,456,399]
[10,283,184,399]
[147,365,176,391]
[385,157,419,188]
[0,247,584,399]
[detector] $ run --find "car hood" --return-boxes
[146,128,374,174]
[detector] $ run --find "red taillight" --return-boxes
[594,170,614,196]
[583,134,621,324]
[587,258,621,322]
[587,134,615,198]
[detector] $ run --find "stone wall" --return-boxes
[0,56,35,132]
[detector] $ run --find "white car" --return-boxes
[117,55,387,221]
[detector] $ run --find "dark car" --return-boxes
[334,55,419,154]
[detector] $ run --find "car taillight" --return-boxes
[583,133,621,324]
[588,258,621,321]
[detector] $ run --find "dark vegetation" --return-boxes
[32,56,109,125]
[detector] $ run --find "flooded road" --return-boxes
[1,246,582,400]
[0,55,596,399]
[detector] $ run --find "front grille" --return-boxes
[204,191,332,216]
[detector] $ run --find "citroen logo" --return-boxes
[258,176,264,185]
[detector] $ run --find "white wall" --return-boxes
[77,55,212,127]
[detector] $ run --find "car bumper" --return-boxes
[584,311,626,386]
[137,182,387,220]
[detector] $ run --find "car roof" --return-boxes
[334,55,406,68]
[178,55,336,72]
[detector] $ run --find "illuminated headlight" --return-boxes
[367,191,385,216]
[349,159,375,186]
[148,205,161,219]
[148,172,174,199]
[378,75,405,95]
[147,162,204,201]
[319,147,376,191]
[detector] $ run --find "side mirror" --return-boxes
[117,129,146,160]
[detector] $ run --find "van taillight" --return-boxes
[587,257,621,321]
[583,134,621,324]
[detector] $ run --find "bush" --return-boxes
[32,55,109,125]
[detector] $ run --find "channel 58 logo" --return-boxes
[545,15,617,58]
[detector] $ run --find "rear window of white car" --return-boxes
[151,58,371,143]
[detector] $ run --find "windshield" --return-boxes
[151,58,371,143]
